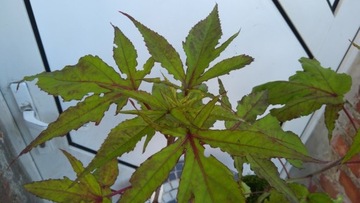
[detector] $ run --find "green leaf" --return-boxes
[253,57,352,122]
[24,178,97,203]
[343,129,360,163]
[193,96,219,128]
[197,54,253,83]
[120,139,184,203]
[113,25,155,90]
[246,155,298,203]
[93,158,119,188]
[197,115,313,161]
[20,93,118,155]
[113,25,138,87]
[236,90,269,123]
[265,183,335,203]
[121,12,185,82]
[24,55,126,101]
[119,89,163,109]
[83,116,158,176]
[177,139,245,203]
[324,104,343,139]
[307,193,334,203]
[183,5,221,87]
[61,150,102,196]
[218,78,232,109]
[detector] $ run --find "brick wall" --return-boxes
[289,51,360,203]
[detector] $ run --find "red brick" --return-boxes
[331,135,349,156]
[346,155,360,178]
[331,135,360,178]
[319,174,340,199]
[339,170,360,203]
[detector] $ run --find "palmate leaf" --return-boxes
[24,55,127,101]
[177,139,245,203]
[20,93,120,155]
[119,139,184,203]
[121,12,185,82]
[197,115,314,161]
[246,155,298,203]
[253,57,351,122]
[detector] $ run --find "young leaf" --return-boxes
[218,78,232,109]
[119,139,184,203]
[121,12,185,82]
[324,104,343,139]
[24,178,98,203]
[183,5,222,87]
[197,115,314,161]
[197,55,253,84]
[253,58,352,122]
[193,96,219,128]
[20,93,119,155]
[246,155,298,203]
[24,55,127,101]
[61,150,102,196]
[177,139,245,203]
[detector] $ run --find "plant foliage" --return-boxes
[21,5,355,203]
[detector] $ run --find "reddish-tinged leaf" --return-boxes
[24,55,126,101]
[20,93,119,155]
[183,5,221,87]
[197,115,313,161]
[121,12,185,82]
[24,178,98,203]
[113,26,138,81]
[93,158,119,188]
[197,54,253,84]
[61,150,102,196]
[177,139,245,203]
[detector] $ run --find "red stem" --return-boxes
[107,185,132,198]
[342,106,358,132]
